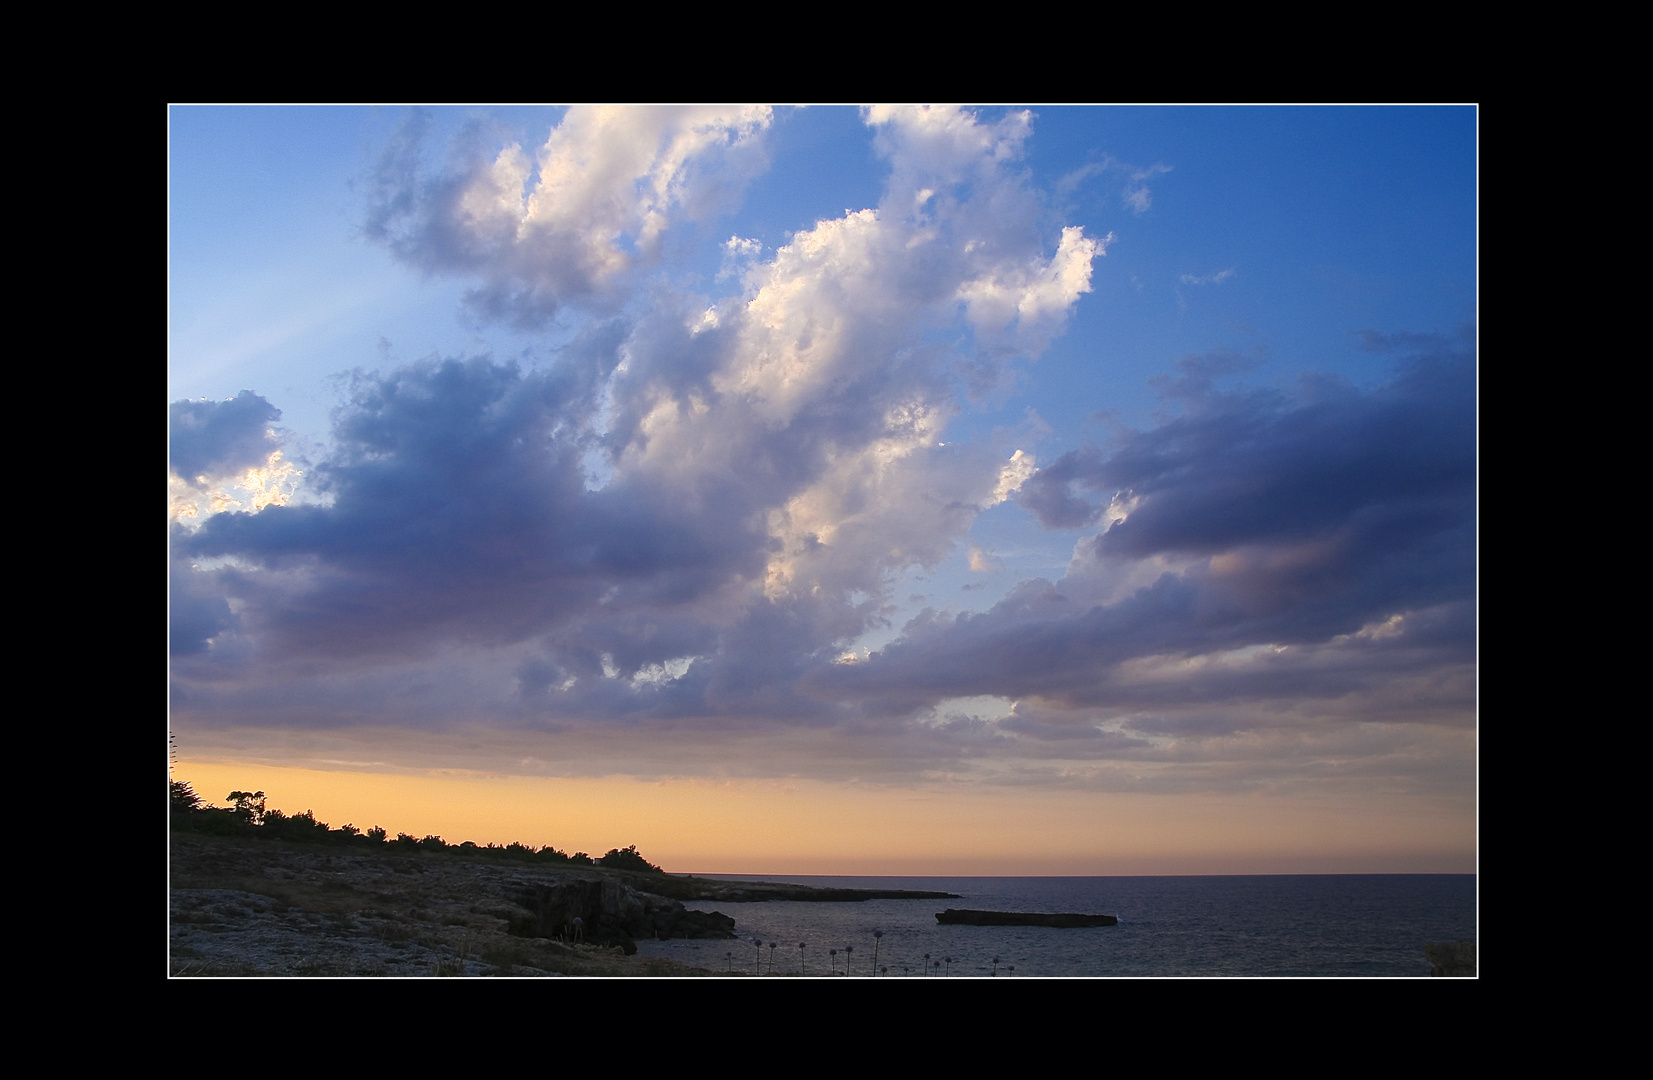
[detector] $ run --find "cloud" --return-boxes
[821,338,1475,734]
[968,545,1002,573]
[169,391,300,521]
[169,559,236,657]
[1122,164,1172,214]
[1090,350,1474,564]
[1016,445,1109,529]
[179,343,760,667]
[1179,269,1235,286]
[170,109,1472,802]
[1056,156,1173,216]
[173,107,1104,739]
[170,390,282,484]
[366,107,773,329]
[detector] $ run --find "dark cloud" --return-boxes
[1147,346,1262,402]
[171,335,1474,780]
[169,390,282,484]
[817,343,1475,722]
[180,347,762,664]
[997,712,1151,747]
[1022,343,1473,559]
[364,112,594,330]
[170,335,906,728]
[1095,354,1473,561]
[1016,445,1107,528]
[169,557,237,656]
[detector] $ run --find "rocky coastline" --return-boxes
[169,833,956,977]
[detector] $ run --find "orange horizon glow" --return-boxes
[172,759,1474,877]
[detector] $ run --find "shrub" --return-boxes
[188,807,249,835]
[598,845,662,873]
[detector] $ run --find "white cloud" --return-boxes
[956,226,1110,351]
[599,109,1105,616]
[632,655,697,688]
[369,106,773,326]
[185,106,1127,750]
[991,449,1036,505]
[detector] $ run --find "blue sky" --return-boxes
[169,106,1475,872]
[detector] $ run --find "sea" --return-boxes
[632,874,1477,978]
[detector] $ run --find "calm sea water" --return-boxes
[633,874,1476,977]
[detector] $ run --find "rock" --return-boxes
[511,877,737,952]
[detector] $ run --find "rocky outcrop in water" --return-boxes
[510,877,736,954]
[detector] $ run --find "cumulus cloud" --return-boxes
[171,108,1472,800]
[170,390,282,484]
[366,106,773,329]
[173,107,1102,739]
[169,391,300,522]
[179,344,760,667]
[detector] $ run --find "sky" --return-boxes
[168,106,1476,875]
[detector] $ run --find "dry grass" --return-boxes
[169,832,721,977]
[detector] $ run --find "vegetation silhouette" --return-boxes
[169,779,663,872]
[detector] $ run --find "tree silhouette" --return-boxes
[226,790,266,825]
[170,780,203,817]
[597,845,662,873]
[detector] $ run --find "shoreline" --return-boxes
[169,832,954,977]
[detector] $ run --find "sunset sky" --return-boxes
[168,106,1476,875]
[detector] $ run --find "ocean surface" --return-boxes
[633,874,1476,978]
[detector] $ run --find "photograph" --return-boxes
[168,105,1477,977]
